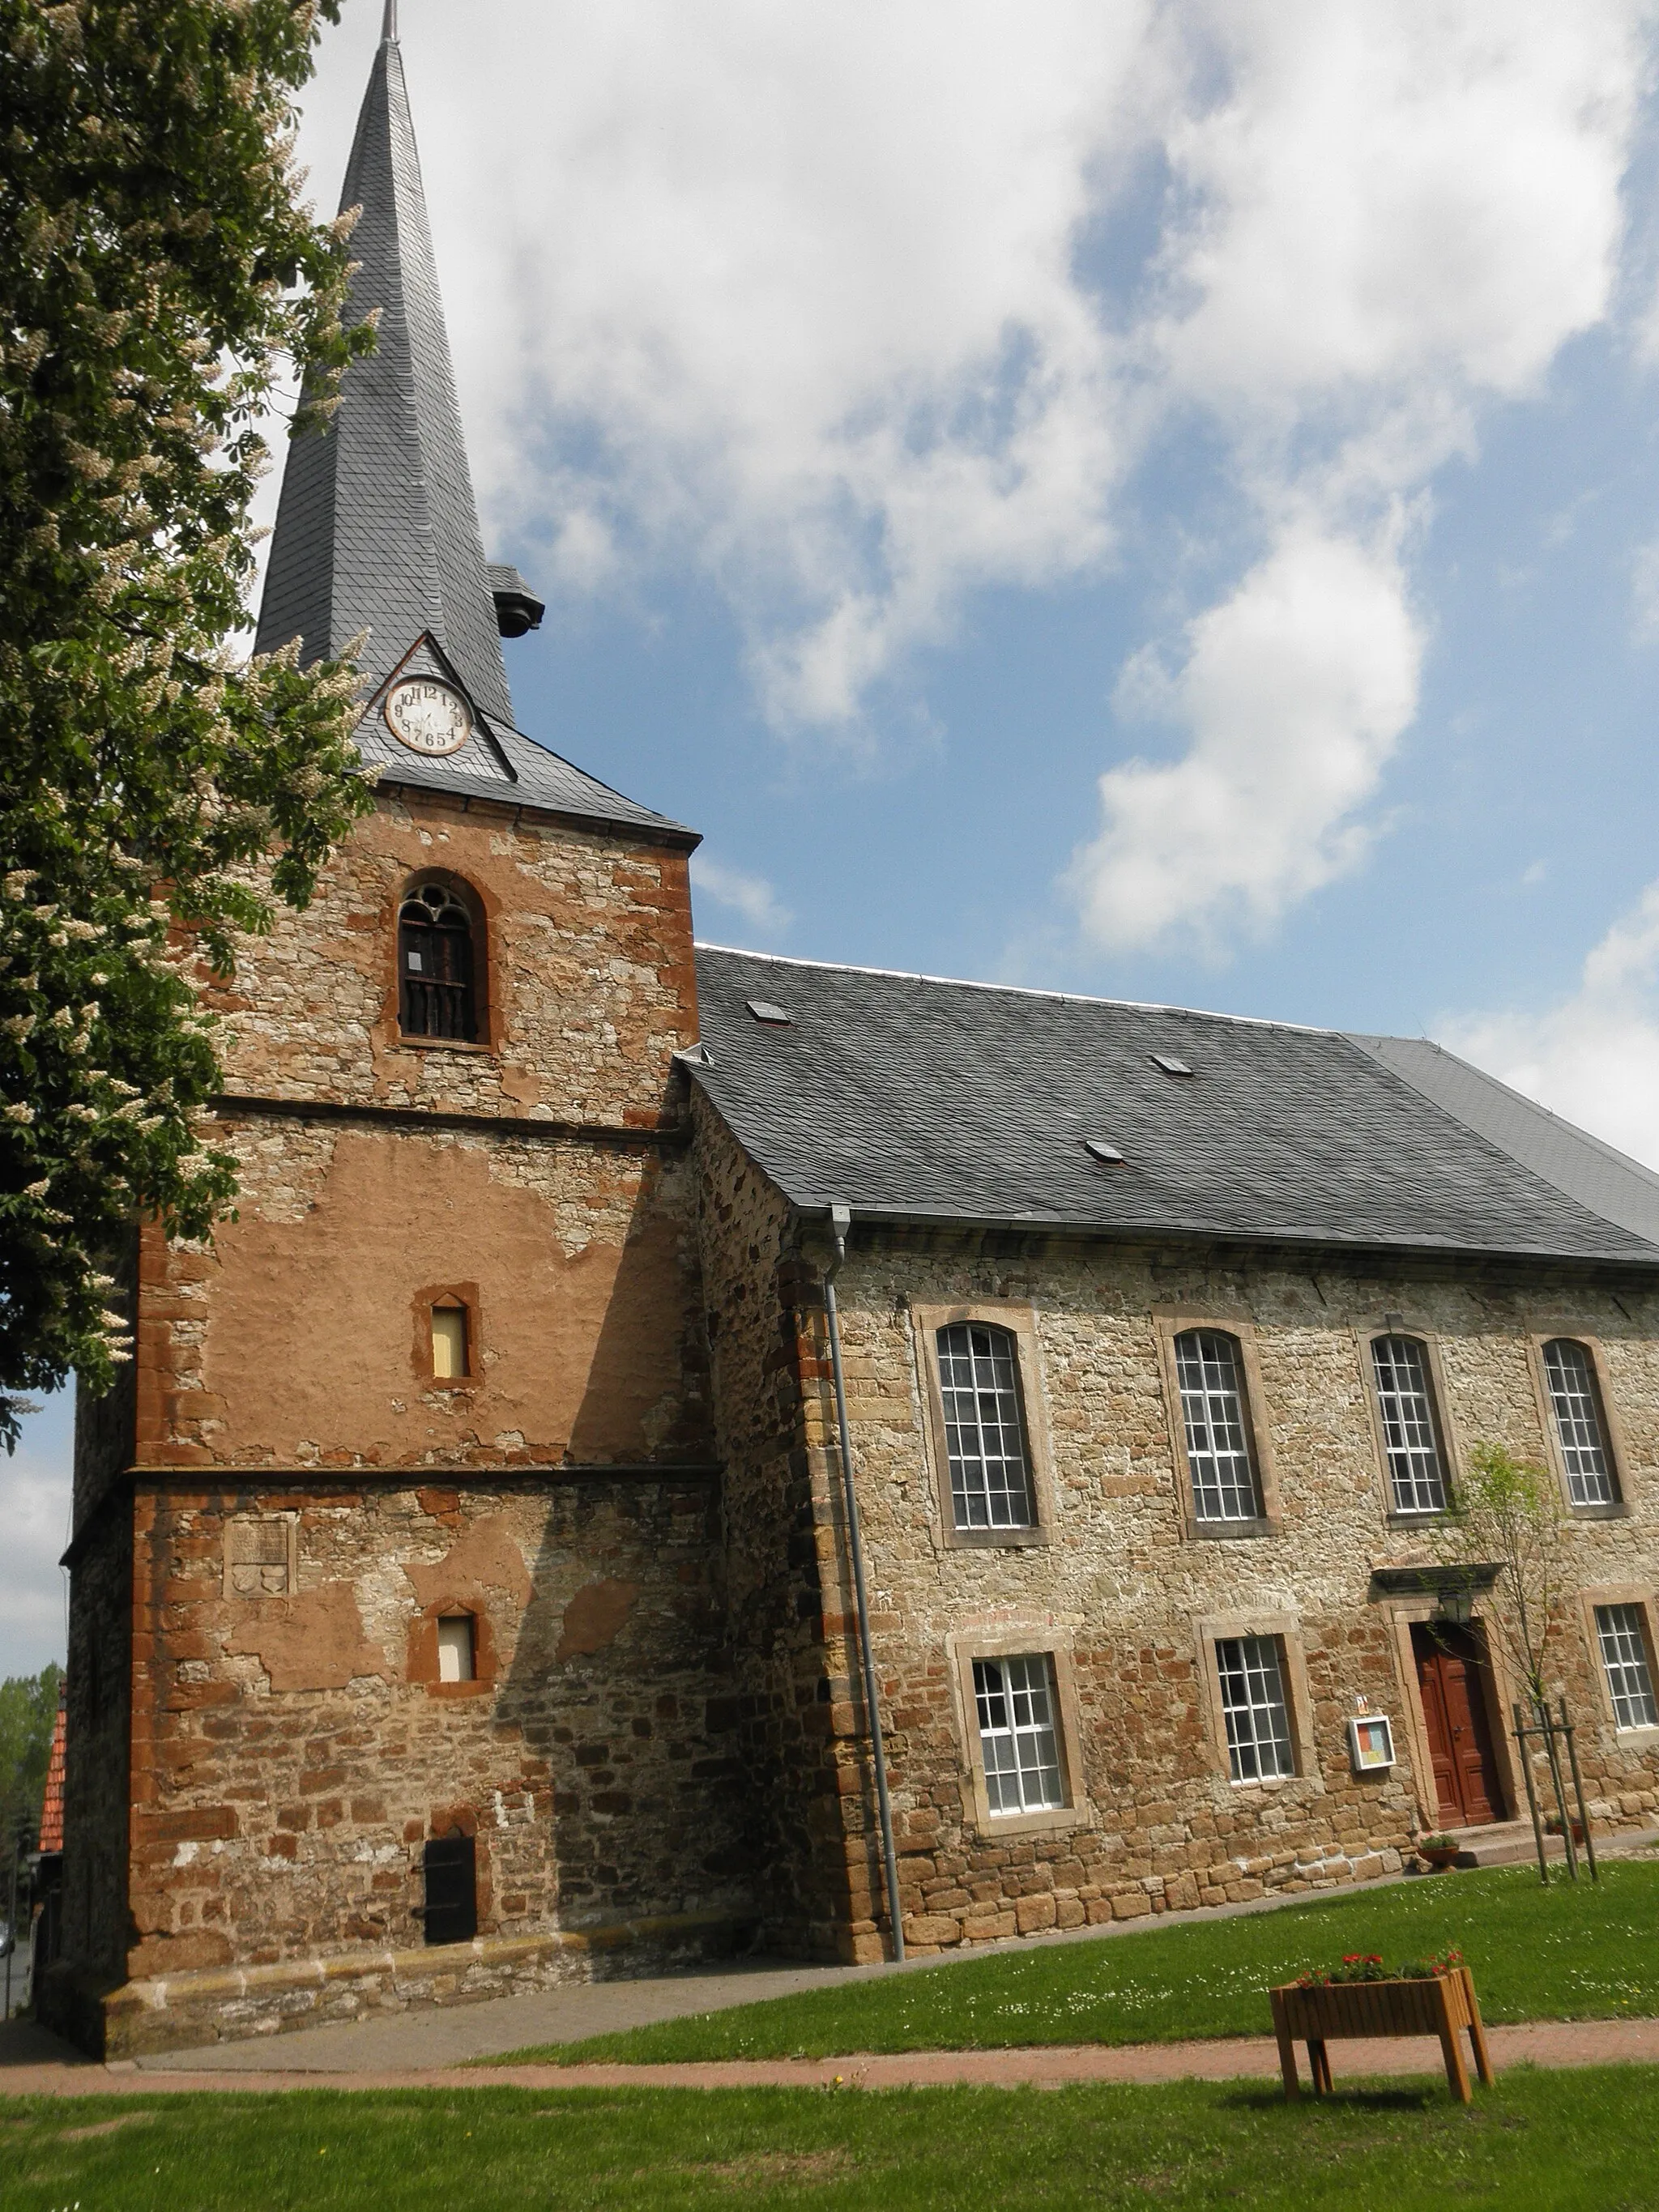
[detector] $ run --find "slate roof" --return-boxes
[1348,1034,1659,1249]
[254,20,690,848]
[689,947,1659,1268]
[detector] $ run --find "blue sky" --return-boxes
[9,0,1659,1673]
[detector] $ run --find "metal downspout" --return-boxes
[822,1202,906,1964]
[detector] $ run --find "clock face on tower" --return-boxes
[383,676,473,757]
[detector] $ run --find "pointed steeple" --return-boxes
[256,14,514,729]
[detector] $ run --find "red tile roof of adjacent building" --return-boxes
[38,1680,66,1853]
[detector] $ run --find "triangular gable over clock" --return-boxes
[355,633,517,792]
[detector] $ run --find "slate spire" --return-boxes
[256,10,515,727]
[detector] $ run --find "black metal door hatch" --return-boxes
[417,1833,477,1946]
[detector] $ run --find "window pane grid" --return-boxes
[1371,1336,1448,1513]
[974,1654,1065,1813]
[1544,1340,1615,1506]
[399,884,478,1042]
[1215,1634,1295,1782]
[1175,1331,1261,1520]
[1595,1605,1658,1730]
[938,1323,1036,1529]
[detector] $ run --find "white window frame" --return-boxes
[1367,1332,1451,1516]
[1529,1333,1627,1515]
[1581,1589,1659,1737]
[913,1302,1056,1550]
[947,1626,1090,1837]
[1195,1611,1318,1792]
[936,1320,1037,1532]
[973,1653,1065,1814]
[1595,1604,1657,1730]
[1153,1311,1282,1540]
[1173,1328,1264,1523]
[1214,1634,1297,1783]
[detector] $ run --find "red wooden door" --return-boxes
[1412,1623,1504,1827]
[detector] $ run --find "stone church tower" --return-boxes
[47,11,749,2053]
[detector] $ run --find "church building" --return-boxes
[43,14,1659,2054]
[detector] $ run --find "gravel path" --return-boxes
[4,2015,1659,2096]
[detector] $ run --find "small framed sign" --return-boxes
[1348,1713,1397,1772]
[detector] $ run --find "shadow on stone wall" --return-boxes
[493,1473,758,1975]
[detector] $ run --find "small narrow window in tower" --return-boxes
[399,881,480,1042]
[437,1615,476,1684]
[431,1302,469,1381]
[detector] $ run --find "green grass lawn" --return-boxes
[516,1859,1659,2064]
[5,2074,1659,2211]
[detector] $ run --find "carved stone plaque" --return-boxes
[224,1515,297,1599]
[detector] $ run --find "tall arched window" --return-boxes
[1542,1339,1618,1507]
[1173,1329,1262,1522]
[399,880,480,1042]
[1371,1335,1448,1514]
[936,1321,1036,1529]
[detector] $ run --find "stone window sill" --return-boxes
[1384,1508,1452,1530]
[945,1523,1051,1550]
[394,1034,495,1056]
[1187,1515,1281,1542]
[972,1798,1092,1841]
[1570,1501,1629,1520]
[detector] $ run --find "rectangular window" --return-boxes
[1175,1330,1262,1521]
[1544,1340,1617,1507]
[431,1304,469,1380]
[973,1654,1065,1813]
[1214,1634,1296,1782]
[938,1322,1036,1529]
[1595,1604,1659,1730]
[437,1615,476,1683]
[1371,1336,1448,1513]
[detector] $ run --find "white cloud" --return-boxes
[1444,880,1659,1171]
[277,0,1652,947]
[690,855,792,940]
[0,1392,70,1680]
[1067,0,1647,953]
[1069,522,1420,951]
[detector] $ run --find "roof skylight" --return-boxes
[1150,1053,1194,1077]
[1084,1140,1125,1164]
[746,998,793,1025]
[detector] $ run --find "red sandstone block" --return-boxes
[135,1805,238,1843]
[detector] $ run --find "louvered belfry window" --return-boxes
[937,1322,1037,1529]
[399,881,479,1041]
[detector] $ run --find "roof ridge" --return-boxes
[693,940,1345,1038]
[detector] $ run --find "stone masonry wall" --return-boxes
[692,1093,853,1958]
[122,1475,746,1988]
[818,1234,1659,1955]
[202,788,697,1129]
[132,1117,710,1472]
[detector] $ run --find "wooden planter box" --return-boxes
[1269,1967,1494,2103]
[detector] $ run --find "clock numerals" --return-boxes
[384,677,473,757]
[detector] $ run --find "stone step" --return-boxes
[1428,1818,1659,1869]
